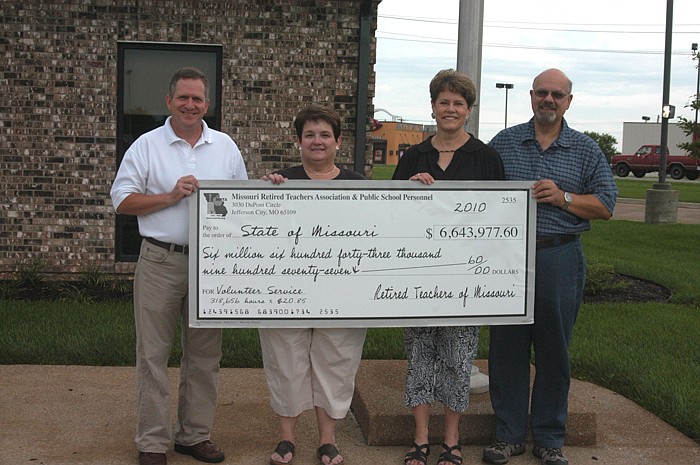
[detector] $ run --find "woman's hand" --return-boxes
[261,173,288,185]
[409,172,435,185]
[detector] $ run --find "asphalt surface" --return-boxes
[611,173,700,224]
[612,198,700,224]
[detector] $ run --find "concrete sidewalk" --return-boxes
[1,362,698,465]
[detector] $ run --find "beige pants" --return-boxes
[259,327,367,419]
[134,239,222,453]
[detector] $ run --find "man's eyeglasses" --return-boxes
[533,89,569,100]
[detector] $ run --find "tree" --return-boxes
[583,131,618,163]
[676,50,699,159]
[677,107,699,159]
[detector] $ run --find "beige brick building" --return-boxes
[0,0,380,276]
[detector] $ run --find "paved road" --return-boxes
[613,198,700,224]
[611,172,700,224]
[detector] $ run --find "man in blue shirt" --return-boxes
[482,68,617,465]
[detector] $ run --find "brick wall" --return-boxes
[0,0,379,276]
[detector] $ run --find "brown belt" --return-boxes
[145,237,189,255]
[536,234,578,249]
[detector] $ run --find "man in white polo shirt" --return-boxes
[111,67,248,465]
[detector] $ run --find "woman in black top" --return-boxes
[393,69,504,465]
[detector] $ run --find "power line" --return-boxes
[376,32,454,45]
[379,14,457,25]
[486,24,695,34]
[375,34,695,56]
[379,13,698,31]
[484,43,684,55]
[486,20,697,27]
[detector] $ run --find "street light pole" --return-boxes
[495,82,513,128]
[645,0,678,225]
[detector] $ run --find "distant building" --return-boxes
[370,121,436,165]
[622,122,691,154]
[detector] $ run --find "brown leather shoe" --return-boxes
[138,452,166,465]
[174,440,225,463]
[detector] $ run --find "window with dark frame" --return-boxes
[115,42,223,262]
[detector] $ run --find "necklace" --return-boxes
[305,165,338,178]
[432,134,467,154]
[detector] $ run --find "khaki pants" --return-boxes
[259,327,367,419]
[134,239,222,453]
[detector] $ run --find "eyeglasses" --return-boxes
[533,89,569,100]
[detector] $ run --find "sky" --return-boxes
[373,0,700,150]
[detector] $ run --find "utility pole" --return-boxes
[456,0,485,138]
[692,43,699,141]
[645,0,679,224]
[456,0,489,394]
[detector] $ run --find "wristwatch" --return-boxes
[563,192,572,210]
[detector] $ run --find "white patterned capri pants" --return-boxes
[403,325,479,413]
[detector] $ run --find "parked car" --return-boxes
[610,144,700,180]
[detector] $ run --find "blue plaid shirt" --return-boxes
[489,118,617,236]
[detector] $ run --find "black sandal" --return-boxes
[404,442,430,465]
[317,443,343,465]
[270,440,295,465]
[437,443,462,465]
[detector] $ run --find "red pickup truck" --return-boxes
[610,144,700,180]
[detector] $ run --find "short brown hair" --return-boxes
[429,69,477,107]
[294,105,341,140]
[169,67,210,101]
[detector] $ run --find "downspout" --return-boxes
[354,0,372,173]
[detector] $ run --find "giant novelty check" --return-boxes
[188,180,536,328]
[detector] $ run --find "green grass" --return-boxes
[370,164,396,180]
[582,221,699,304]
[615,178,700,203]
[1,219,699,440]
[371,164,700,203]
[574,220,700,440]
[1,301,137,366]
[571,302,700,442]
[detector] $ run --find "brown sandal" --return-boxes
[270,440,295,465]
